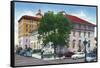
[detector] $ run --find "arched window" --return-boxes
[79,31,81,37]
[88,40,90,48]
[78,40,81,52]
[34,42,36,49]
[73,40,76,48]
[73,31,75,37]
[88,32,90,37]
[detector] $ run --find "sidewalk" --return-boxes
[32,53,41,59]
[32,53,64,60]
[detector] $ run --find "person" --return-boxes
[41,50,44,59]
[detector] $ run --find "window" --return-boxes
[86,25,88,30]
[78,24,81,28]
[73,40,75,48]
[88,32,90,37]
[78,40,81,52]
[26,39,27,42]
[84,32,86,37]
[73,31,75,37]
[88,40,90,48]
[26,24,28,32]
[26,24,28,28]
[26,28,28,32]
[79,40,81,46]
[30,25,31,28]
[84,25,86,30]
[30,20,33,23]
[34,42,36,48]
[25,45,27,49]
[79,31,81,37]
[91,26,94,30]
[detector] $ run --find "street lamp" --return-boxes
[83,38,88,62]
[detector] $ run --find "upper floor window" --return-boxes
[26,24,28,28]
[78,24,81,28]
[26,39,28,42]
[74,24,78,29]
[30,20,33,23]
[91,26,94,30]
[85,25,86,29]
[86,25,88,30]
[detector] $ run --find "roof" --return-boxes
[18,15,40,22]
[18,15,96,26]
[66,14,96,26]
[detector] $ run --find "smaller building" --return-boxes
[29,31,42,50]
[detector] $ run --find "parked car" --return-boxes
[19,49,26,56]
[19,49,32,57]
[86,56,96,62]
[86,52,96,62]
[65,51,75,57]
[71,52,85,59]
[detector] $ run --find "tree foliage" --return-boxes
[38,11,73,47]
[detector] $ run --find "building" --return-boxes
[18,10,96,52]
[18,10,41,49]
[29,31,42,50]
[66,15,96,52]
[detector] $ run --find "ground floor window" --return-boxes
[73,40,76,48]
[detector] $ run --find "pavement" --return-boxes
[15,55,85,66]
[32,53,60,60]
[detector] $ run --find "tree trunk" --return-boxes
[54,45,56,59]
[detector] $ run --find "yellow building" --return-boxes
[18,10,42,49]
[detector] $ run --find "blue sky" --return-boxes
[14,2,97,45]
[15,2,96,23]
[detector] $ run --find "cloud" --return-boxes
[70,11,96,24]
[16,11,35,21]
[70,11,96,37]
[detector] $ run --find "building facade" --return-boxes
[18,14,40,49]
[66,15,96,52]
[18,10,96,52]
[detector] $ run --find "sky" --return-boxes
[14,2,97,45]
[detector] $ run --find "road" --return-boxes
[15,55,85,66]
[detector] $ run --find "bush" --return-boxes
[32,49,41,53]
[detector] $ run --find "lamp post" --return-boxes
[83,38,88,62]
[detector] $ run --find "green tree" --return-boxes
[38,11,73,58]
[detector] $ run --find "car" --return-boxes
[86,52,96,62]
[71,52,85,59]
[86,56,96,62]
[19,49,32,57]
[65,51,75,57]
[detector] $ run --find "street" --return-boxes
[15,55,85,66]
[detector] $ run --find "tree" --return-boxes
[38,11,73,58]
